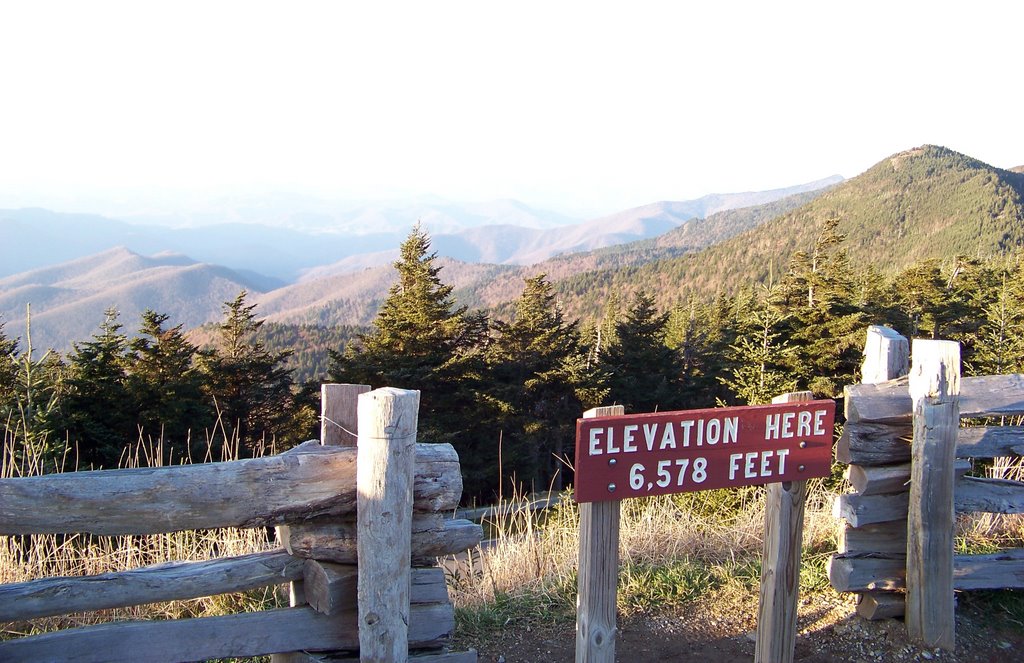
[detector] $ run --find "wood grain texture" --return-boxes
[357,387,419,663]
[845,373,1024,424]
[860,325,909,385]
[856,592,906,620]
[846,460,970,496]
[576,405,624,663]
[833,491,909,528]
[321,384,371,447]
[283,517,482,564]
[0,549,303,622]
[955,476,1024,514]
[838,520,908,555]
[755,391,812,663]
[0,442,461,536]
[0,603,453,663]
[906,339,959,650]
[829,549,1024,593]
[303,564,449,617]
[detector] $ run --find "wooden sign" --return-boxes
[574,400,836,503]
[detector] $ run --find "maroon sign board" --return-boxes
[574,400,836,503]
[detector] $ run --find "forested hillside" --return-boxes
[5,145,1024,504]
[551,146,1024,318]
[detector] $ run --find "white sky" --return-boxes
[2,1,1022,217]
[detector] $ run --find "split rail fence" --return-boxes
[828,326,1024,649]
[0,383,482,663]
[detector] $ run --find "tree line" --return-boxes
[4,220,1024,501]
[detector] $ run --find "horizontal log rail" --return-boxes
[845,373,1024,424]
[839,423,1024,467]
[282,517,483,564]
[0,441,461,536]
[828,549,1024,593]
[0,601,455,663]
[835,474,1024,527]
[0,549,302,623]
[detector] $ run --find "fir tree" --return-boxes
[329,224,490,493]
[201,292,295,457]
[775,217,865,395]
[488,274,605,491]
[62,308,136,467]
[601,291,685,413]
[720,284,797,405]
[129,310,213,459]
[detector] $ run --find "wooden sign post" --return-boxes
[574,396,836,663]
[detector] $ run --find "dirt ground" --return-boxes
[454,589,1024,662]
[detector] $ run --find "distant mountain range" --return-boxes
[0,176,843,350]
[9,146,1024,354]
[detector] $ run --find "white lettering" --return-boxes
[814,410,827,436]
[660,424,677,450]
[589,427,602,456]
[765,413,781,440]
[623,425,638,453]
[680,420,694,447]
[724,417,739,444]
[777,448,790,474]
[781,412,795,438]
[696,419,704,446]
[729,453,742,480]
[706,418,721,445]
[797,410,812,437]
[760,450,774,477]
[744,451,758,478]
[642,423,658,451]
[607,427,620,454]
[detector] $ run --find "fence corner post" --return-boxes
[906,339,960,651]
[357,387,420,663]
[861,325,910,385]
[576,405,624,663]
[755,390,814,663]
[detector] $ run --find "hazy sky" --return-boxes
[2,1,1022,217]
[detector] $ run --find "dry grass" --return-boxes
[0,426,282,638]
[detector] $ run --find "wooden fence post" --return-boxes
[273,383,372,663]
[852,325,910,620]
[755,390,814,663]
[906,340,960,650]
[357,387,420,663]
[861,325,910,385]
[576,405,624,663]
[322,383,372,447]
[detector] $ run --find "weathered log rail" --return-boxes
[828,326,1024,650]
[0,384,482,663]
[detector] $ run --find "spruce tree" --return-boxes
[488,274,605,492]
[601,291,685,413]
[129,310,213,459]
[201,292,294,457]
[62,308,136,467]
[775,217,865,395]
[0,321,17,416]
[329,224,490,493]
[720,284,797,405]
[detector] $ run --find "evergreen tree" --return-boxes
[329,225,490,495]
[488,274,606,492]
[0,321,17,415]
[775,217,865,395]
[665,298,732,408]
[129,310,213,459]
[720,283,797,405]
[62,308,136,467]
[965,259,1024,375]
[601,291,685,413]
[201,292,295,457]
